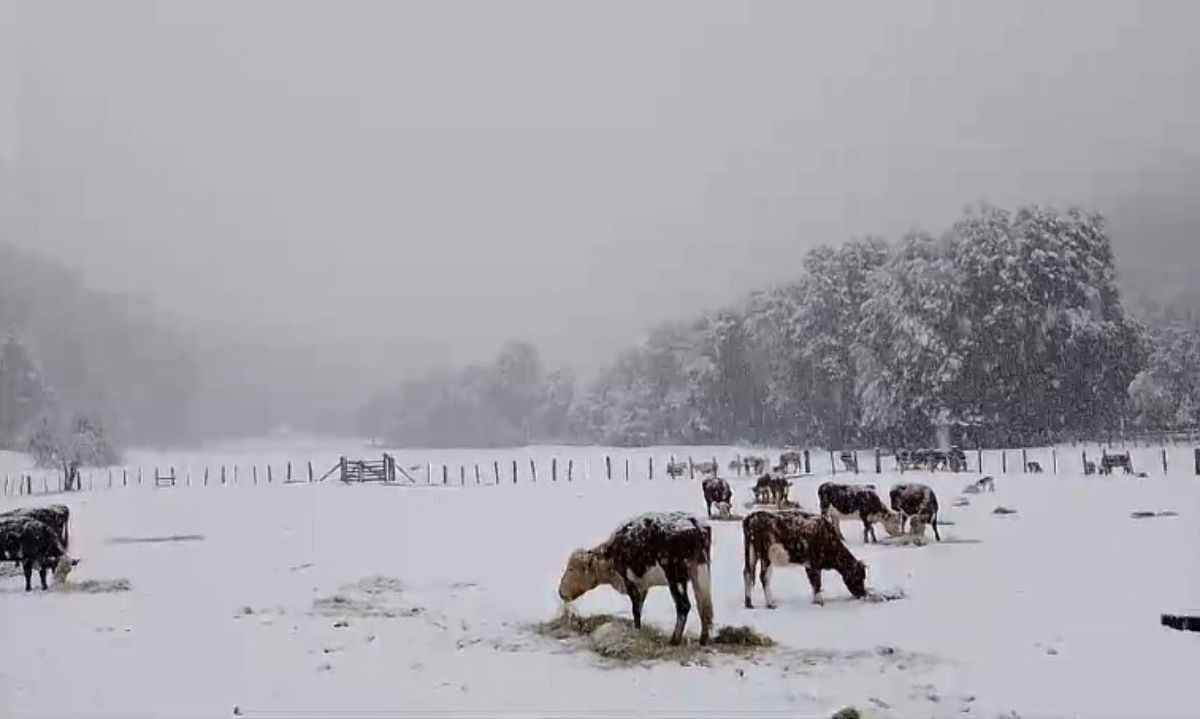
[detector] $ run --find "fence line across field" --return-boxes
[2,444,1197,499]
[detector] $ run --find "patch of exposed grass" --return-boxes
[533,609,774,665]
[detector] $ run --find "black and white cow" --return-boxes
[701,477,733,518]
[558,511,714,646]
[889,482,941,541]
[817,482,902,543]
[753,473,791,506]
[0,517,79,591]
[742,509,868,608]
[1100,452,1134,475]
[838,451,858,472]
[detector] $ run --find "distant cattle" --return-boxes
[1083,460,1097,476]
[817,482,902,544]
[962,476,995,494]
[693,460,719,477]
[558,511,714,646]
[838,451,858,472]
[1026,461,1043,474]
[1100,452,1133,476]
[742,509,868,608]
[735,456,768,475]
[889,483,941,541]
[778,451,804,474]
[701,477,733,518]
[0,517,79,591]
[0,504,70,567]
[753,474,791,506]
[666,462,688,479]
[898,447,967,472]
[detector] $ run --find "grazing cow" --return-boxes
[666,462,687,479]
[693,461,718,477]
[1026,461,1043,473]
[0,504,70,547]
[838,451,858,472]
[743,456,768,475]
[962,476,995,494]
[0,517,79,591]
[1083,460,1097,476]
[753,474,791,506]
[817,482,902,544]
[742,509,868,608]
[889,483,941,541]
[701,477,733,518]
[558,511,714,646]
[1100,452,1134,476]
[778,451,803,474]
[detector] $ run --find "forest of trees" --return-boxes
[361,203,1199,450]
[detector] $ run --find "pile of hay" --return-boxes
[534,608,774,665]
[55,578,132,594]
[1131,510,1179,519]
[709,513,745,523]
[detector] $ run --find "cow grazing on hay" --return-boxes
[1083,460,1097,476]
[557,511,714,646]
[693,460,719,477]
[962,476,995,494]
[753,474,791,506]
[1100,452,1134,475]
[665,462,687,479]
[838,451,858,472]
[1026,461,1043,473]
[742,509,868,608]
[701,477,733,518]
[889,483,941,541]
[817,482,903,544]
[0,517,79,591]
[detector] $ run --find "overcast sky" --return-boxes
[10,0,1200,376]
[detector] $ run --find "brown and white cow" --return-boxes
[889,482,941,541]
[817,482,902,544]
[742,509,868,608]
[558,511,714,646]
[753,473,791,506]
[701,477,733,518]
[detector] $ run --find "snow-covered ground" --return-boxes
[2,440,1199,718]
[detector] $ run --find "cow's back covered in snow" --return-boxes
[889,482,941,541]
[557,511,714,645]
[742,509,867,608]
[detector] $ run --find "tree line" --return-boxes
[361,203,1198,449]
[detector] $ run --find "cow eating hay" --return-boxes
[890,483,941,542]
[701,477,734,519]
[742,509,869,608]
[0,517,79,591]
[817,482,903,544]
[557,511,714,646]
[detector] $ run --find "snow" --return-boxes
[2,440,1199,718]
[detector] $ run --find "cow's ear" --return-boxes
[71,558,81,566]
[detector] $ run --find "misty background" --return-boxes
[1,0,1198,448]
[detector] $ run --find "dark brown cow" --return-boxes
[838,451,858,472]
[558,511,714,646]
[889,483,941,541]
[1100,452,1133,475]
[0,504,70,547]
[753,473,791,506]
[742,509,868,608]
[701,477,733,518]
[0,517,79,591]
[817,482,902,543]
[778,451,803,474]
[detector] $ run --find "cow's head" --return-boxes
[844,559,868,599]
[53,555,80,585]
[877,510,904,537]
[714,501,732,518]
[557,548,611,602]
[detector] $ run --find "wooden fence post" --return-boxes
[624,458,630,481]
[493,461,500,485]
[1162,448,1168,474]
[308,461,314,482]
[460,466,465,485]
[123,468,128,487]
[186,469,191,487]
[874,449,882,474]
[221,466,227,485]
[26,475,32,494]
[976,449,983,473]
[1001,452,1007,474]
[688,457,694,479]
[253,466,259,485]
[551,458,557,482]
[512,460,518,484]
[137,466,143,485]
[568,459,574,481]
[1194,448,1199,475]
[649,457,654,480]
[475,464,481,484]
[830,450,836,475]
[1052,448,1058,474]
[287,462,292,482]
[442,465,448,485]
[606,456,612,480]
[803,450,810,474]
[530,459,537,483]
[204,467,209,486]
[1021,448,1028,473]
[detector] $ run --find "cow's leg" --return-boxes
[22,559,34,592]
[624,580,646,629]
[743,545,757,608]
[688,562,713,645]
[861,514,876,543]
[706,500,713,519]
[37,561,49,590]
[931,512,941,542]
[760,560,777,609]
[665,564,692,646]
[805,565,824,606]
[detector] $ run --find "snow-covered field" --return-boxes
[2,440,1199,718]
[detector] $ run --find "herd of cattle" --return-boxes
[557,456,945,647]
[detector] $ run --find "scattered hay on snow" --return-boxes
[107,534,205,545]
[708,513,745,523]
[55,578,132,594]
[1128,508,1176,520]
[862,588,907,603]
[533,609,774,665]
[992,506,1018,516]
